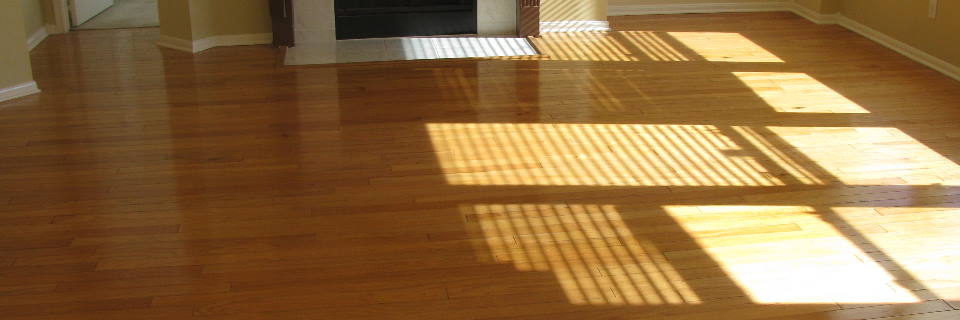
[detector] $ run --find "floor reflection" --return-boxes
[7,12,960,320]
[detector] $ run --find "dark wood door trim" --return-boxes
[517,0,541,37]
[270,0,295,47]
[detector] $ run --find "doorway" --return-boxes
[72,0,159,30]
[50,0,159,31]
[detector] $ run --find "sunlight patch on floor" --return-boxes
[285,37,538,66]
[735,72,871,113]
[464,202,949,305]
[424,123,824,187]
[663,205,922,304]
[767,127,960,185]
[525,31,783,63]
[667,32,784,63]
[468,203,701,306]
[529,31,697,62]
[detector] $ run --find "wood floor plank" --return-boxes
[1,11,959,319]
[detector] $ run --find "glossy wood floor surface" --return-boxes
[3,12,960,319]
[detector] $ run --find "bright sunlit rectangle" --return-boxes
[419,123,821,187]
[529,31,783,63]
[468,203,701,306]
[663,205,924,304]
[667,32,784,63]
[766,126,960,185]
[466,202,959,305]
[421,123,958,188]
[735,72,870,113]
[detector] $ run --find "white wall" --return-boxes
[478,0,516,35]
[71,0,114,26]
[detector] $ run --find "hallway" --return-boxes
[75,0,159,30]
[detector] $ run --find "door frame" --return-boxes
[49,0,71,34]
[517,0,541,37]
[270,0,295,47]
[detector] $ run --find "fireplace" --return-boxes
[280,0,533,46]
[335,0,478,40]
[281,0,544,65]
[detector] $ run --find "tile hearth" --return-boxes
[284,36,539,65]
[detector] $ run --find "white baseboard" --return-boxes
[541,21,611,33]
[0,81,41,104]
[45,23,66,35]
[193,33,273,52]
[832,14,960,82]
[157,35,195,52]
[158,33,273,53]
[27,26,50,51]
[608,1,960,82]
[788,2,841,24]
[608,2,790,16]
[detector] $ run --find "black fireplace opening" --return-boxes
[335,0,478,40]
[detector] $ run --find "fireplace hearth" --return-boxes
[335,0,478,40]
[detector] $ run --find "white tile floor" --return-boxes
[285,37,539,65]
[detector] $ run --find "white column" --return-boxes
[478,0,517,35]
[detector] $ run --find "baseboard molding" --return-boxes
[194,33,273,52]
[45,23,66,35]
[832,15,960,82]
[787,2,841,24]
[157,35,196,53]
[158,33,273,53]
[608,1,960,82]
[27,26,50,51]
[0,81,41,104]
[541,21,611,33]
[608,2,790,16]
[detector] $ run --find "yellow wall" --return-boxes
[820,0,841,13]
[159,0,271,41]
[609,0,772,6]
[793,0,840,14]
[543,0,608,22]
[189,0,271,39]
[159,0,194,40]
[840,0,960,67]
[1,0,35,89]
[21,0,45,37]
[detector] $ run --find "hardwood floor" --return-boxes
[2,12,960,319]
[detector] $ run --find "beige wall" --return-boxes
[190,0,271,39]
[609,0,772,6]
[840,0,960,67]
[159,0,194,40]
[543,0,608,22]
[1,1,35,89]
[21,0,45,37]
[793,0,840,14]
[820,0,841,13]
[159,0,271,41]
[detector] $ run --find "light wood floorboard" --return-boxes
[2,12,960,319]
